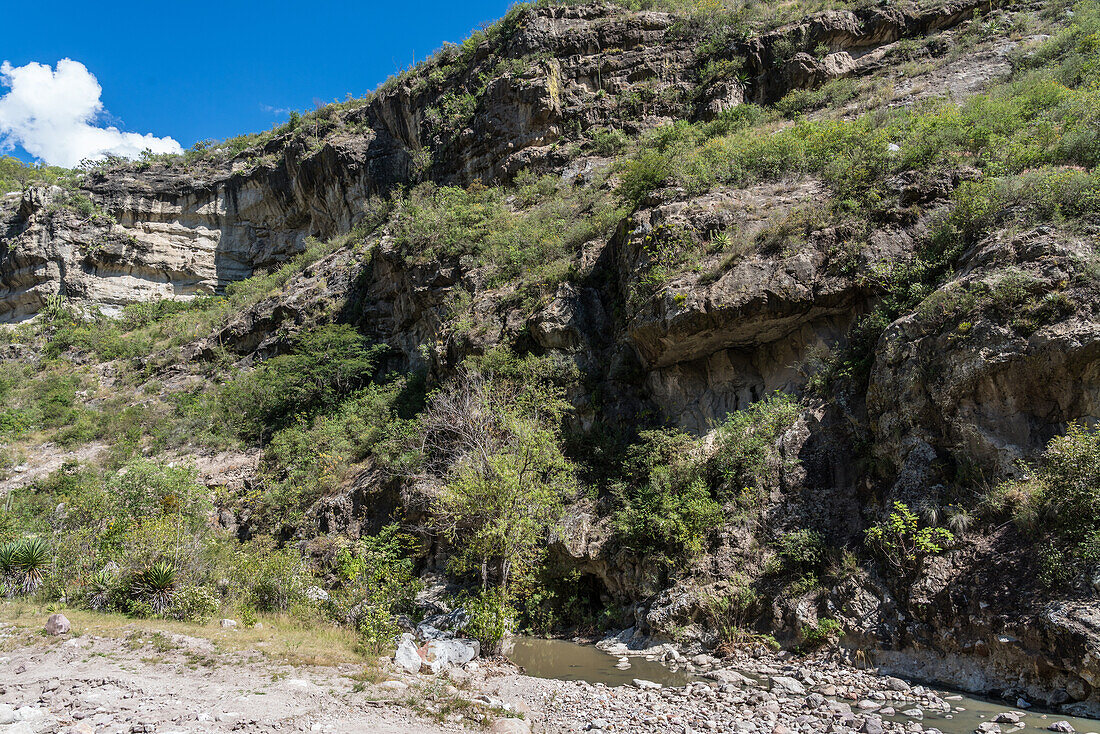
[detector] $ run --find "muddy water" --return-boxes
[506,637,697,687]
[902,691,1100,734]
[508,638,1100,733]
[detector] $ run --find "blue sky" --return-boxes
[0,0,513,165]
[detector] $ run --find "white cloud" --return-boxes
[0,59,182,168]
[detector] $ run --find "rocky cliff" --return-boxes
[3,0,1100,718]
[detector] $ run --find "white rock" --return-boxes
[489,719,531,734]
[304,585,329,602]
[395,634,423,673]
[44,613,70,635]
[219,618,238,629]
[771,676,807,695]
[378,680,408,691]
[424,638,480,667]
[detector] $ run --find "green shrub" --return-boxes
[232,537,313,613]
[329,523,422,650]
[865,502,953,577]
[258,378,412,525]
[982,422,1100,584]
[81,568,118,612]
[613,429,722,560]
[169,584,221,623]
[589,127,629,156]
[458,588,515,655]
[800,617,842,650]
[0,155,70,194]
[710,393,801,504]
[131,561,177,616]
[702,584,761,652]
[4,537,51,596]
[772,529,826,575]
[217,325,386,441]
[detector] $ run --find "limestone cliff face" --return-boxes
[2,0,993,321]
[4,0,1100,716]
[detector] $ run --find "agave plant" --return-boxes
[0,541,17,597]
[12,537,50,596]
[136,561,177,615]
[0,540,16,576]
[83,567,117,612]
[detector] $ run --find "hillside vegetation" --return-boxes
[2,0,1100,714]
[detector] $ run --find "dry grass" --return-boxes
[0,602,373,670]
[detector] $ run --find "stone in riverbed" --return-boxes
[633,679,662,690]
[860,719,884,734]
[1047,722,1075,733]
[883,676,911,692]
[706,669,755,686]
[771,676,807,695]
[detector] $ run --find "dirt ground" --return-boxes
[0,608,537,734]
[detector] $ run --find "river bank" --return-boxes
[501,638,1100,734]
[2,606,1099,734]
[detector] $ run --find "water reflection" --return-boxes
[506,637,697,687]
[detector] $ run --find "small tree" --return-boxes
[419,368,574,593]
[865,501,953,577]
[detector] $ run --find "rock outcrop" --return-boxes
[3,0,1098,719]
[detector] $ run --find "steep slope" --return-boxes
[3,0,1100,719]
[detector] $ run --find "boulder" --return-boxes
[489,719,531,734]
[704,668,756,686]
[44,614,70,636]
[395,634,423,674]
[416,608,471,641]
[424,638,480,667]
[992,712,1021,724]
[771,676,807,695]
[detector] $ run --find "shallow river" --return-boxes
[506,637,1100,734]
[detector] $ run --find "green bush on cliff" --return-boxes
[0,155,69,194]
[865,501,953,577]
[614,394,801,561]
[613,428,722,560]
[390,178,623,297]
[617,1,1100,208]
[423,366,575,592]
[983,422,1100,584]
[257,376,416,527]
[217,325,386,442]
[710,392,801,504]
